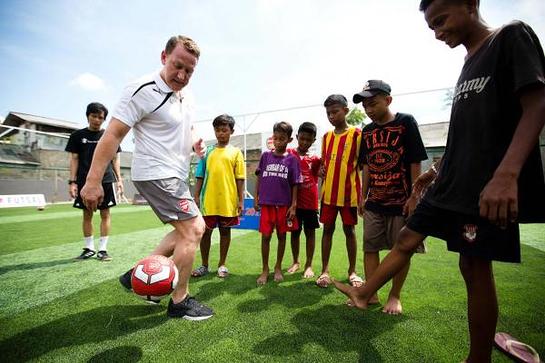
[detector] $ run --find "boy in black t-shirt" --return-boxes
[353,80,428,315]
[335,1,545,361]
[65,102,123,261]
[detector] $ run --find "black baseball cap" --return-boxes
[353,80,391,104]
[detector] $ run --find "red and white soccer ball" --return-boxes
[131,255,179,302]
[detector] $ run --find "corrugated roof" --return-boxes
[2,112,79,130]
[0,143,40,165]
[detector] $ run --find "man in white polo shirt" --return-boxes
[81,35,213,320]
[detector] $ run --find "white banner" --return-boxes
[0,194,46,208]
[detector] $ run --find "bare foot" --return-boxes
[368,294,380,305]
[273,269,284,282]
[303,266,314,278]
[348,273,364,287]
[257,271,269,285]
[287,262,300,274]
[382,296,402,315]
[332,279,369,310]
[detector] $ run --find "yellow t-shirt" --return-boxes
[196,145,246,216]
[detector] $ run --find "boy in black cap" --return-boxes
[353,80,427,315]
[335,0,545,361]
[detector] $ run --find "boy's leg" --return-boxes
[319,223,335,277]
[218,226,231,268]
[363,252,381,304]
[334,226,425,309]
[274,231,287,281]
[257,234,272,285]
[383,262,410,314]
[287,229,301,273]
[303,227,315,278]
[459,254,497,363]
[200,228,213,267]
[343,224,361,285]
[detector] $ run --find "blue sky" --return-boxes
[1,0,544,149]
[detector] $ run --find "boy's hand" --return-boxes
[357,200,365,217]
[194,196,200,208]
[287,205,297,220]
[69,184,78,199]
[238,201,244,216]
[117,181,124,196]
[192,138,206,158]
[479,172,518,228]
[254,198,260,211]
[403,194,419,217]
[318,164,326,178]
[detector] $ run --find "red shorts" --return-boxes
[259,205,299,235]
[319,203,358,225]
[203,215,240,230]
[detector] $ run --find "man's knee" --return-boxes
[396,227,424,254]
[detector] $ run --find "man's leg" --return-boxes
[217,226,231,268]
[82,208,93,241]
[274,231,287,282]
[459,255,497,363]
[168,216,206,304]
[364,251,381,304]
[303,227,315,278]
[334,226,425,309]
[257,234,272,285]
[287,229,301,273]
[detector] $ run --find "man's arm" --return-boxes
[81,118,131,210]
[479,86,545,227]
[69,153,79,198]
[236,179,244,216]
[403,162,423,217]
[112,152,124,196]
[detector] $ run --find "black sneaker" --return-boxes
[119,268,161,305]
[119,268,133,290]
[75,248,96,260]
[97,250,112,261]
[167,296,214,320]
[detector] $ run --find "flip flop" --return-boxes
[217,265,229,278]
[494,332,540,363]
[349,275,364,287]
[316,274,331,288]
[191,265,209,277]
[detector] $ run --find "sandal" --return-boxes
[494,332,540,363]
[217,265,229,278]
[316,273,331,288]
[349,274,364,287]
[191,265,209,277]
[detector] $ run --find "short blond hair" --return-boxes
[165,35,200,58]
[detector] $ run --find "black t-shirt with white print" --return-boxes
[65,128,121,184]
[359,113,428,216]
[425,21,545,222]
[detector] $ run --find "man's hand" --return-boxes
[479,172,518,228]
[81,181,104,212]
[403,194,419,217]
[193,138,206,158]
[69,184,78,199]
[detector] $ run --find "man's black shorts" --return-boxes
[406,199,520,263]
[73,182,117,210]
[295,208,320,231]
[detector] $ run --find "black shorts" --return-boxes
[406,200,520,263]
[295,208,320,231]
[73,182,117,210]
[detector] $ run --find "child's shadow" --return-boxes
[0,304,165,362]
[252,304,405,362]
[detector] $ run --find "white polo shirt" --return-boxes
[113,71,195,181]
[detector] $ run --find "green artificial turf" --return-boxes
[0,204,543,362]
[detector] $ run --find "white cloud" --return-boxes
[69,72,106,91]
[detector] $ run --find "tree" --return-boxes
[346,107,367,126]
